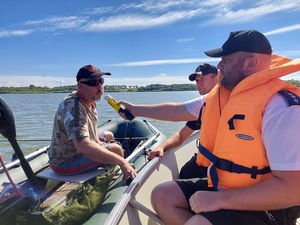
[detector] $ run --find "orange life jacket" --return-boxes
[196,55,300,189]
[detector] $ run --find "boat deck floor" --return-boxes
[41,182,77,208]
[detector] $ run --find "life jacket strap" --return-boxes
[196,139,271,189]
[227,114,245,130]
[278,90,300,106]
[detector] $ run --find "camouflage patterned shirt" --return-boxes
[48,92,98,166]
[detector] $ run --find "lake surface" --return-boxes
[0,91,199,163]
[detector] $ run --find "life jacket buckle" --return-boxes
[216,158,234,172]
[251,166,258,179]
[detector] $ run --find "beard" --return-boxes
[93,91,103,101]
[220,61,247,90]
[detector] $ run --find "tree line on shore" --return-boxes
[0,83,197,94]
[1,80,300,94]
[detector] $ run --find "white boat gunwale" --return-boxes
[104,156,164,225]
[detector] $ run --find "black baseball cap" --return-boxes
[76,65,111,81]
[189,63,218,81]
[204,30,272,58]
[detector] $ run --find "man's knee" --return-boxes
[104,131,114,141]
[185,215,212,225]
[151,183,169,210]
[110,143,124,157]
[151,181,183,210]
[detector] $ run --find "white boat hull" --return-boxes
[104,131,200,225]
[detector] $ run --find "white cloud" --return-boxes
[83,10,196,31]
[109,58,219,67]
[2,1,300,36]
[0,29,33,37]
[23,16,87,31]
[264,24,300,36]
[0,76,76,88]
[116,0,211,13]
[158,73,167,77]
[201,0,300,26]
[107,76,191,86]
[176,38,195,43]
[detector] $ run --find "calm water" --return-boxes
[0,91,199,163]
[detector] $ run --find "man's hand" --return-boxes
[118,101,136,120]
[119,160,137,184]
[189,191,222,213]
[147,146,165,160]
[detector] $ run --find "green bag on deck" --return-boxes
[43,166,118,225]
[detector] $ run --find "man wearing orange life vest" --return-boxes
[147,30,300,225]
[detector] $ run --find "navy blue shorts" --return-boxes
[179,153,207,179]
[175,178,299,225]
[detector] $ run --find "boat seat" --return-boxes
[36,167,109,183]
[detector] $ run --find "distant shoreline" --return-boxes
[1,80,300,94]
[0,83,197,94]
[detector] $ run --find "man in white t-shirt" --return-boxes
[147,63,218,179]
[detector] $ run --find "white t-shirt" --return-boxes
[185,96,206,118]
[184,93,300,171]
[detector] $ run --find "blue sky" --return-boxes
[1,0,300,88]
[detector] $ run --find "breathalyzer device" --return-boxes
[105,95,134,121]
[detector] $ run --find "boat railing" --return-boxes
[104,156,164,225]
[125,132,160,163]
[0,146,49,173]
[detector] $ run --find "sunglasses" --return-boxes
[80,78,104,86]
